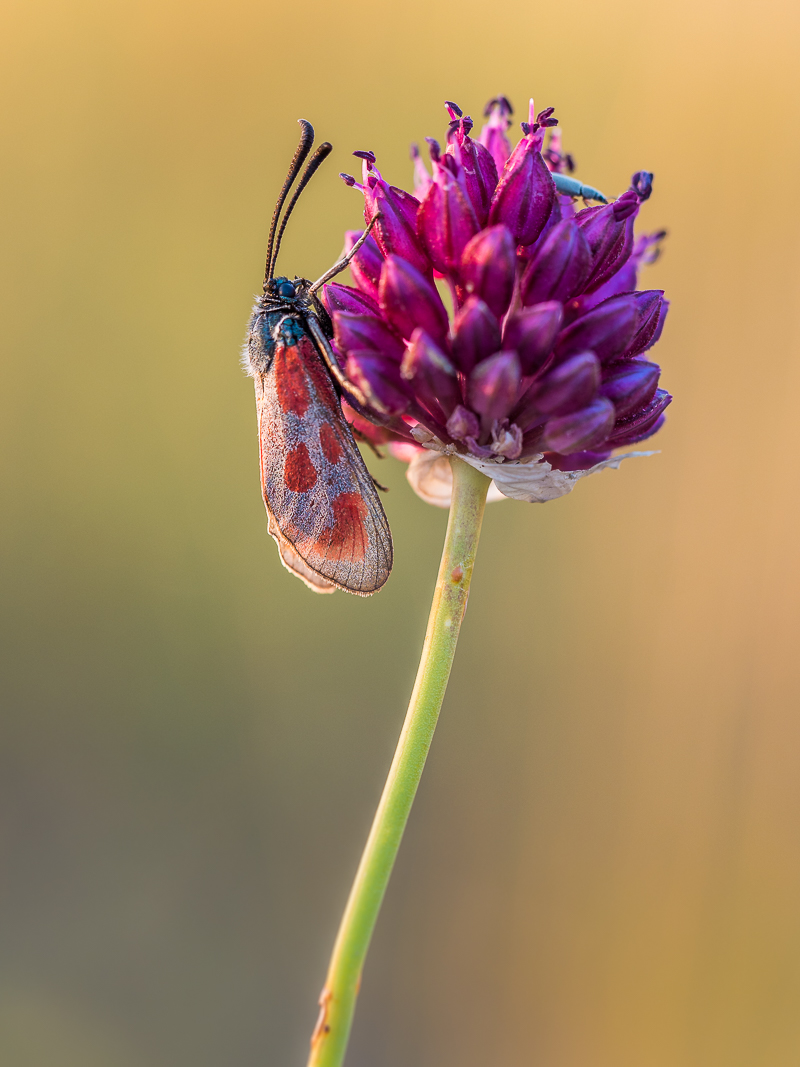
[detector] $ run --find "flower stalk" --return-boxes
[307,458,492,1067]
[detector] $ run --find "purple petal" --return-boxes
[460,225,517,319]
[555,294,639,363]
[451,296,502,374]
[604,388,672,447]
[575,198,638,294]
[344,229,384,301]
[468,350,522,422]
[543,397,616,453]
[488,140,555,246]
[600,360,660,417]
[479,95,514,173]
[544,449,613,472]
[333,310,405,362]
[345,350,410,415]
[366,182,430,276]
[323,282,381,317]
[502,301,563,376]
[378,255,450,344]
[520,218,592,305]
[623,290,666,358]
[417,164,479,278]
[401,328,462,418]
[448,138,498,226]
[531,351,601,416]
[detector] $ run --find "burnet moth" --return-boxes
[244,120,393,596]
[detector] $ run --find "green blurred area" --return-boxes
[1,0,800,1064]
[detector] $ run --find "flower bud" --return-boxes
[401,328,462,417]
[445,109,499,226]
[369,184,430,276]
[533,351,601,416]
[345,351,410,415]
[349,154,431,276]
[576,196,638,294]
[323,282,381,317]
[460,225,516,319]
[451,296,501,373]
[605,388,672,447]
[502,302,563,376]
[468,351,522,422]
[378,254,449,344]
[479,95,514,174]
[623,291,666,358]
[410,143,433,199]
[520,219,592,305]
[417,144,480,277]
[446,404,480,441]
[648,298,669,349]
[487,128,555,246]
[600,360,660,417]
[333,310,405,362]
[543,397,616,454]
[555,295,639,363]
[454,139,498,226]
[343,229,384,301]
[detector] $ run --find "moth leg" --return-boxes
[350,423,385,458]
[308,214,381,294]
[303,313,371,408]
[371,474,389,493]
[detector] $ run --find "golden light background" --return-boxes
[1,0,799,1063]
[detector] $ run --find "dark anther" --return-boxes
[484,95,513,117]
[631,170,654,201]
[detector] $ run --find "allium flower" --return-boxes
[326,97,671,506]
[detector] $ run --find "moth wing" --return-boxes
[266,510,337,594]
[255,332,393,596]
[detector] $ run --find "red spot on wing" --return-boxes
[284,443,318,492]
[275,342,310,416]
[319,423,343,465]
[314,492,369,563]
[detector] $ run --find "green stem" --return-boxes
[307,457,491,1067]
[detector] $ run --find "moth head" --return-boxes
[270,276,297,300]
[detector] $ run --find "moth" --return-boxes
[244,120,393,596]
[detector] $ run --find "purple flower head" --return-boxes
[326,93,672,506]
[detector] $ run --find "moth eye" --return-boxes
[278,280,296,299]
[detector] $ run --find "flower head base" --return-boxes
[327,96,671,505]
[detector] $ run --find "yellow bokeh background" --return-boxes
[1,0,799,1064]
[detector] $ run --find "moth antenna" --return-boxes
[269,141,333,281]
[309,214,381,294]
[264,119,315,288]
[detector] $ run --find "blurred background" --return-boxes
[1,0,799,1064]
